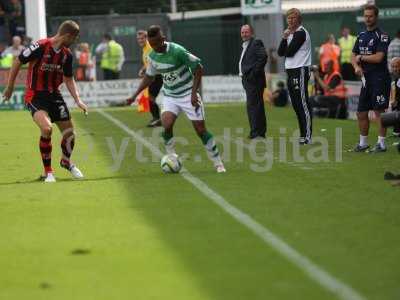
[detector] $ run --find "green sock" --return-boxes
[162,131,176,154]
[201,131,222,165]
[161,131,173,144]
[200,131,213,145]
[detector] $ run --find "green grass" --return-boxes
[0,104,399,300]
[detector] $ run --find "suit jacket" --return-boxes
[240,38,268,88]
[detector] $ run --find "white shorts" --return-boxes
[161,93,205,121]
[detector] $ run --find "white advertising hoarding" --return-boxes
[61,76,246,108]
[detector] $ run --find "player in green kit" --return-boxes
[127,25,226,173]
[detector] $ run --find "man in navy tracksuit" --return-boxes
[352,4,391,152]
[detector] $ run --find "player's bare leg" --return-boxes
[357,111,370,136]
[32,110,55,182]
[354,111,370,152]
[56,120,84,179]
[375,110,387,138]
[161,111,178,154]
[192,120,225,173]
[370,110,387,152]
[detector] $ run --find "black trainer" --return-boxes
[147,119,162,128]
[353,144,370,152]
[299,138,312,145]
[384,172,400,180]
[369,143,387,153]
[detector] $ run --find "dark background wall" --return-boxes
[49,14,169,80]
[47,0,400,77]
[170,15,243,75]
[45,0,240,15]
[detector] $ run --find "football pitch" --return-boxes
[0,104,399,300]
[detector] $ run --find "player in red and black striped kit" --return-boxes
[2,20,88,182]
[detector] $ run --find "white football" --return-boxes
[160,154,182,173]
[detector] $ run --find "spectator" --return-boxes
[0,36,22,69]
[388,30,400,75]
[2,35,23,58]
[239,24,268,139]
[389,57,400,136]
[338,27,357,80]
[319,34,340,74]
[270,81,288,107]
[310,60,347,119]
[96,33,125,80]
[75,43,95,81]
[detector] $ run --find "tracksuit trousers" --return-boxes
[287,66,312,141]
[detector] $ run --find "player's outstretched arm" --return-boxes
[2,58,22,102]
[127,74,154,103]
[64,76,88,114]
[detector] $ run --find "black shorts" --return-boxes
[26,91,71,123]
[358,75,391,112]
[149,74,163,98]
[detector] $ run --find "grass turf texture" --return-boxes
[0,104,399,300]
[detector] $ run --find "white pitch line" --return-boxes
[97,109,365,300]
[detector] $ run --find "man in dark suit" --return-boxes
[239,24,268,139]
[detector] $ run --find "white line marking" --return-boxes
[97,109,365,300]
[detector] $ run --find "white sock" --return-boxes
[377,136,385,148]
[359,135,368,147]
[205,137,223,167]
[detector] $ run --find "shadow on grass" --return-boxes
[70,108,326,300]
[0,175,131,187]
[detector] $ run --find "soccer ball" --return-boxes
[160,154,182,173]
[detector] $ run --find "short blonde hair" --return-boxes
[286,8,302,23]
[58,20,80,36]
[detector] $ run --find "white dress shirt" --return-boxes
[239,40,250,76]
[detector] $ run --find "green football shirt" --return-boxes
[146,42,202,98]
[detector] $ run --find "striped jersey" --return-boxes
[146,42,201,98]
[19,38,73,102]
